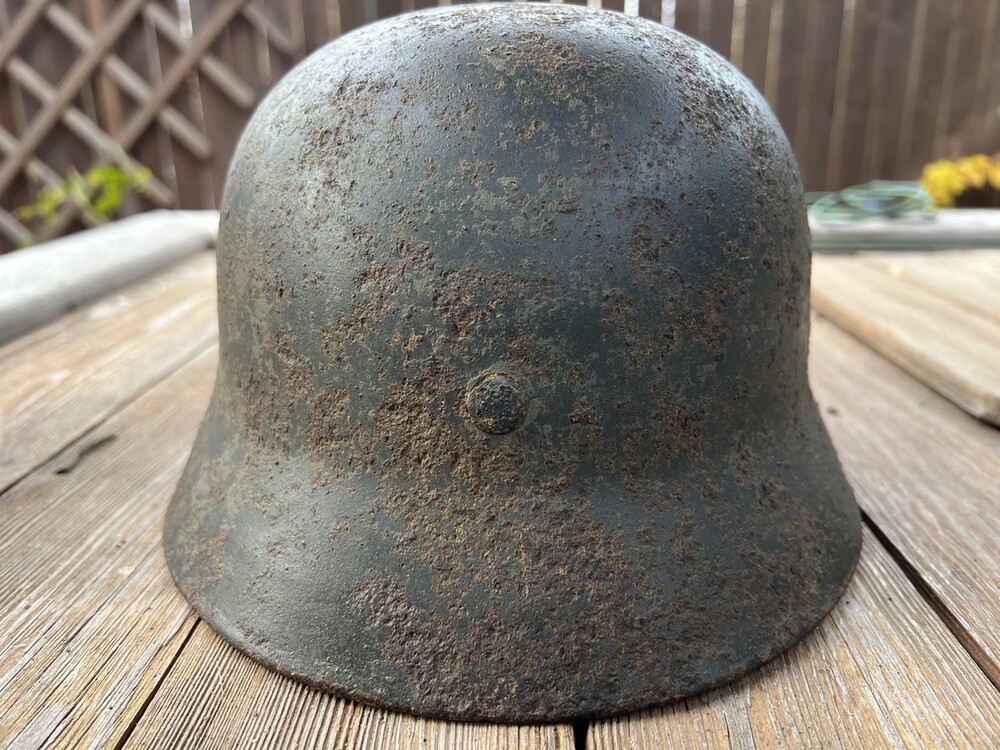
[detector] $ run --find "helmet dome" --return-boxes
[165,3,860,722]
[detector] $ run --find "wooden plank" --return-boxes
[898,0,950,177]
[976,1,1000,151]
[768,0,808,147]
[242,2,301,58]
[637,0,661,23]
[377,0,404,20]
[123,621,574,749]
[0,210,218,343]
[0,0,55,70]
[673,0,699,37]
[337,0,369,35]
[82,0,125,134]
[823,0,859,190]
[0,350,215,749]
[143,3,256,111]
[832,1,886,189]
[794,0,845,190]
[118,0,248,154]
[299,0,339,50]
[5,57,175,206]
[895,0,930,171]
[737,0,773,95]
[0,0,34,253]
[185,0,260,204]
[0,252,217,491]
[932,0,986,161]
[590,528,1000,749]
[856,250,1000,324]
[811,254,1000,424]
[704,0,733,58]
[810,316,1000,684]
[862,0,919,180]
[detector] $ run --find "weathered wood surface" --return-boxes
[122,623,574,750]
[810,316,1000,686]
[0,252,217,491]
[857,249,1000,323]
[0,352,211,749]
[812,250,1000,424]
[1,253,998,749]
[0,210,218,343]
[591,529,1000,750]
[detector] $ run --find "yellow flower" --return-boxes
[921,154,1000,207]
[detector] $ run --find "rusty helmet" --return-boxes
[164,3,861,723]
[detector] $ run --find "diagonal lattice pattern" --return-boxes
[0,0,305,251]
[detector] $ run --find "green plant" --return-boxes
[14,146,151,239]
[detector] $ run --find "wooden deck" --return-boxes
[1,243,998,748]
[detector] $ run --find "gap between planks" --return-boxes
[0,348,572,748]
[811,251,1000,425]
[0,252,218,493]
[809,316,1000,687]
[589,527,1000,750]
[2,252,998,748]
[0,350,217,748]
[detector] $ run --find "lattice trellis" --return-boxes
[1,0,999,253]
[0,0,308,251]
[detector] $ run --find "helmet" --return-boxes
[164,3,861,722]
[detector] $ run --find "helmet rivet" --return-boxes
[465,372,529,435]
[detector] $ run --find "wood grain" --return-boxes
[794,0,844,191]
[0,349,215,748]
[737,0,773,96]
[0,252,217,491]
[2,243,999,749]
[863,0,919,180]
[0,210,217,343]
[825,0,881,191]
[810,316,1000,685]
[811,254,1000,424]
[122,622,574,749]
[855,250,1000,324]
[590,529,1000,749]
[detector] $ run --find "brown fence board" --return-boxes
[935,0,992,160]
[861,0,917,180]
[704,0,734,59]
[674,0,699,37]
[795,0,845,190]
[826,0,882,191]
[736,0,773,95]
[975,0,1000,151]
[638,0,661,24]
[2,0,999,251]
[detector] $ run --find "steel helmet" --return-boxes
[165,3,861,722]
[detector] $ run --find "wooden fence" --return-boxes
[1,0,998,252]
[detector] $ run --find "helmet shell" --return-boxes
[165,4,860,722]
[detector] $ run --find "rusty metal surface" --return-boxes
[164,4,861,723]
